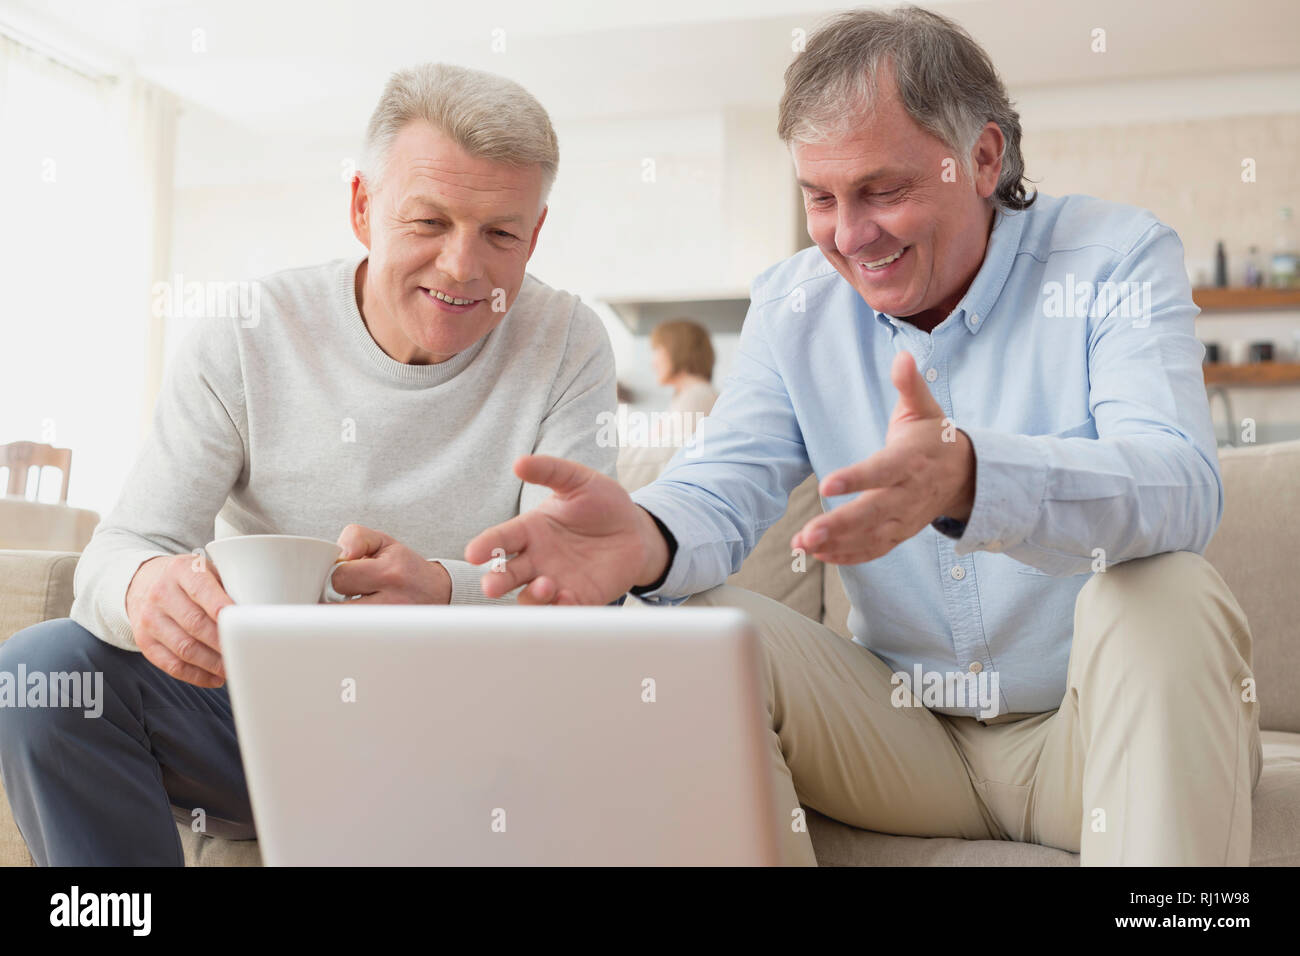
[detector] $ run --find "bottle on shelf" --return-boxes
[1271,207,1298,289]
[1214,241,1228,287]
[1244,246,1263,288]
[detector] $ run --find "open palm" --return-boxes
[465,455,659,605]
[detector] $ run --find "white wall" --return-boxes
[528,111,726,299]
[166,102,364,362]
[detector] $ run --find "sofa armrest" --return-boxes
[0,549,77,867]
[0,550,79,644]
[1206,440,1300,734]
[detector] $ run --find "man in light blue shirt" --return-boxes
[625,193,1220,719]
[467,5,1259,865]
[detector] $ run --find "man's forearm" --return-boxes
[70,534,174,651]
[956,428,1221,572]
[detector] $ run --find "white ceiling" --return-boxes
[5,0,1300,135]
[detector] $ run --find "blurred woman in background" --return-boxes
[650,319,718,423]
[617,319,719,491]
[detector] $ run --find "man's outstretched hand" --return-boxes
[791,350,977,565]
[465,455,670,605]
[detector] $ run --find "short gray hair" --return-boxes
[361,63,559,203]
[778,5,1035,211]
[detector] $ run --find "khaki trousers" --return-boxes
[630,551,1261,866]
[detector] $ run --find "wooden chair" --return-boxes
[2,441,73,503]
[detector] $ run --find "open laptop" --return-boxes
[219,604,781,866]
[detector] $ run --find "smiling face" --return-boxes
[349,121,547,364]
[793,68,1003,332]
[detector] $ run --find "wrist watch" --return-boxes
[931,516,967,540]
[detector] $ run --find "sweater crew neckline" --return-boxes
[336,254,490,386]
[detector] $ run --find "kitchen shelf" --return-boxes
[1193,288,1300,311]
[1203,362,1300,386]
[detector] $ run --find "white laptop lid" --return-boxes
[220,604,780,866]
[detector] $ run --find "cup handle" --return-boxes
[322,559,349,603]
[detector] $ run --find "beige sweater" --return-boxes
[71,254,618,650]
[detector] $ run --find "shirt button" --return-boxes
[968,660,983,674]
[925,367,939,383]
[970,313,981,326]
[950,565,965,580]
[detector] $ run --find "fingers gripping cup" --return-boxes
[203,534,345,605]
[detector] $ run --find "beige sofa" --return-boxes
[2,440,1298,866]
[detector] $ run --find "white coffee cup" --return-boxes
[203,534,344,605]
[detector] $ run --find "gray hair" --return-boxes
[361,63,559,204]
[778,5,1035,211]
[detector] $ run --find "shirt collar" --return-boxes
[870,204,1028,336]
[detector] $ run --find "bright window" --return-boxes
[0,33,173,516]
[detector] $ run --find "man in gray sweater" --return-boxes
[0,64,617,865]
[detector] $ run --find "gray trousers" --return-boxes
[0,617,254,865]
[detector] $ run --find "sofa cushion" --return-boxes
[0,550,78,644]
[0,810,31,867]
[1205,441,1300,734]
[0,550,81,867]
[728,474,825,624]
[178,828,262,866]
[1251,730,1300,866]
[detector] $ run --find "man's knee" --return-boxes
[682,583,765,611]
[680,583,840,685]
[0,619,124,745]
[0,618,121,676]
[682,585,802,643]
[1079,549,1213,602]
[1078,551,1220,627]
[1073,550,1247,668]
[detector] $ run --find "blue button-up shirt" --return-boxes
[630,193,1221,717]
